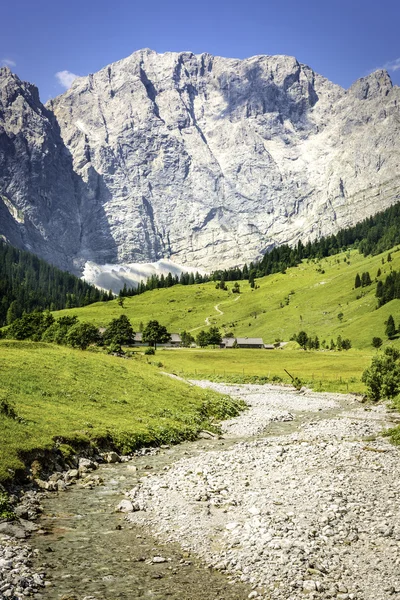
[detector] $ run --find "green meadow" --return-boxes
[55,247,400,350]
[0,340,243,485]
[151,347,373,393]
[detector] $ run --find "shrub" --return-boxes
[144,347,155,355]
[66,322,100,350]
[361,347,400,401]
[372,337,383,348]
[0,491,16,521]
[107,342,124,354]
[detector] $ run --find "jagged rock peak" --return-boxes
[1,51,400,277]
[349,69,393,100]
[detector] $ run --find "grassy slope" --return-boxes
[56,247,400,349]
[0,340,243,485]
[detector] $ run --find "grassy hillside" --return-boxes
[0,340,243,485]
[54,247,400,350]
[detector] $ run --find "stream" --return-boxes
[27,384,398,600]
[30,437,254,600]
[29,402,343,600]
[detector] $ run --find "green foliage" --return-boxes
[354,273,361,288]
[215,278,227,291]
[296,331,308,350]
[377,271,400,307]
[7,311,55,341]
[232,282,241,294]
[108,342,124,354]
[142,320,170,349]
[361,272,372,287]
[361,346,400,400]
[195,328,222,347]
[144,347,155,355]
[0,241,107,326]
[181,330,195,347]
[208,327,222,346]
[385,315,396,339]
[196,330,209,348]
[103,315,134,345]
[0,491,16,521]
[66,322,100,350]
[372,337,383,348]
[41,315,78,344]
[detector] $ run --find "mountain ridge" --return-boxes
[1,50,399,280]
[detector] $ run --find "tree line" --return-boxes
[0,241,113,327]
[292,330,352,351]
[1,312,173,352]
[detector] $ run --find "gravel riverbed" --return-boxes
[1,382,399,600]
[123,382,400,600]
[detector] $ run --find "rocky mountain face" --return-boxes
[1,51,399,276]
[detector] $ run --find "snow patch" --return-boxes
[83,259,205,293]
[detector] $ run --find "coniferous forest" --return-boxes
[0,242,112,326]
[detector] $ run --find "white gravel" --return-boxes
[125,382,400,600]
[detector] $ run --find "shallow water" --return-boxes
[31,439,254,600]
[30,403,349,600]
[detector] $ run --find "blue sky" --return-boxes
[1,0,399,101]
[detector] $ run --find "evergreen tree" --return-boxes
[354,273,361,288]
[232,282,241,294]
[207,327,222,346]
[196,330,209,348]
[385,315,396,339]
[361,272,372,287]
[297,331,308,350]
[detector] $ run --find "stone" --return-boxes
[152,556,167,563]
[116,500,134,513]
[1,53,400,288]
[302,580,317,593]
[0,523,27,539]
[104,452,121,464]
[78,458,97,474]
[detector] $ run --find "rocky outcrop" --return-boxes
[1,51,400,276]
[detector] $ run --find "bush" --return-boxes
[66,322,100,350]
[0,491,16,521]
[361,347,400,401]
[144,347,155,355]
[107,342,124,354]
[372,337,383,348]
[7,311,54,341]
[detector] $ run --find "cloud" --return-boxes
[1,58,16,67]
[382,58,400,73]
[55,70,79,89]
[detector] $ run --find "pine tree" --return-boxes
[385,315,396,339]
[354,273,361,288]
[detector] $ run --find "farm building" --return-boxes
[220,337,264,349]
[133,332,181,347]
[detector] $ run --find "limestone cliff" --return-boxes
[1,51,399,275]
